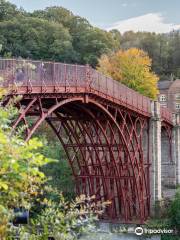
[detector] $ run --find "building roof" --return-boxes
[158,80,172,90]
[168,79,180,92]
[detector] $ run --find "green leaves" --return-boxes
[168,188,180,232]
[0,4,119,66]
[17,192,108,240]
[0,92,109,239]
[0,181,8,190]
[0,96,55,237]
[0,0,22,21]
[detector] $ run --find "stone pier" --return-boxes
[149,101,162,214]
[174,113,180,185]
[150,102,180,215]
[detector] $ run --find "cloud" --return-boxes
[121,3,128,7]
[107,13,180,33]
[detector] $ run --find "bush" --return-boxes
[0,92,55,238]
[0,83,109,239]
[168,188,180,234]
[146,188,180,239]
[9,191,110,240]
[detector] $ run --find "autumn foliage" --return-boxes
[97,48,159,99]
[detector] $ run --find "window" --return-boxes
[160,102,167,107]
[176,94,180,100]
[176,103,180,110]
[159,94,166,102]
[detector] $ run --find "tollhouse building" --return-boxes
[158,79,180,112]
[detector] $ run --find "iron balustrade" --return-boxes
[160,106,174,124]
[0,58,173,124]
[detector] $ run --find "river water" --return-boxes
[80,232,160,240]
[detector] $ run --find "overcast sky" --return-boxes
[10,0,180,33]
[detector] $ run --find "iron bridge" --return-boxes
[0,59,173,223]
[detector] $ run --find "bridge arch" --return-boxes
[10,95,150,223]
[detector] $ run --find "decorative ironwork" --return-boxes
[0,58,174,223]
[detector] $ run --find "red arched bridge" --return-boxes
[0,59,175,224]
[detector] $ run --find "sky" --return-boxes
[10,0,180,33]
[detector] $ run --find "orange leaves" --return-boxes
[97,48,159,99]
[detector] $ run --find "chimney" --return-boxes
[170,73,174,81]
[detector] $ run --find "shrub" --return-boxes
[168,188,180,234]
[9,192,110,240]
[0,92,55,238]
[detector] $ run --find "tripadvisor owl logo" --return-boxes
[135,227,144,235]
[134,226,175,235]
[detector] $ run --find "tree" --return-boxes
[31,7,120,66]
[71,27,119,66]
[0,91,54,238]
[0,17,75,62]
[168,31,180,78]
[32,6,74,29]
[119,31,175,79]
[109,29,121,49]
[0,0,24,21]
[2,1,180,77]
[97,48,159,99]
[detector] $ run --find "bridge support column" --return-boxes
[149,101,162,215]
[173,113,180,185]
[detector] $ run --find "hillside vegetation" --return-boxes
[0,0,180,80]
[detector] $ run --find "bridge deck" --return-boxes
[0,59,173,124]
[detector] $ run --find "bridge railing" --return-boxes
[0,58,173,123]
[160,107,173,124]
[90,68,152,115]
[0,59,88,88]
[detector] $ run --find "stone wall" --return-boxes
[149,103,180,213]
[174,114,180,185]
[161,127,176,194]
